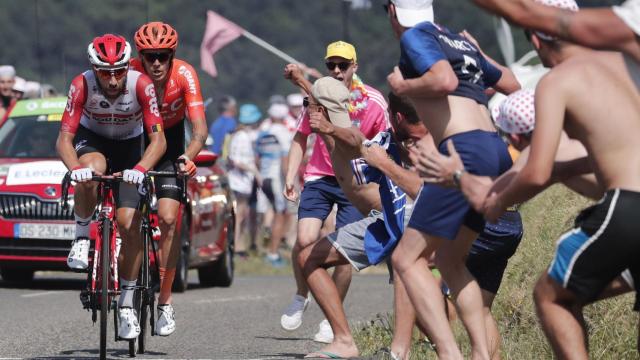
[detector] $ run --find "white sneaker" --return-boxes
[118,307,141,339]
[155,304,176,336]
[67,238,90,270]
[313,319,334,344]
[280,294,309,331]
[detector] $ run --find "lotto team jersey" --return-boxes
[351,130,406,264]
[131,58,205,129]
[297,84,389,181]
[255,122,292,179]
[399,22,502,105]
[61,70,163,140]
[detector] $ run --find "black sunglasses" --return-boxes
[303,97,309,108]
[142,51,172,63]
[325,61,352,72]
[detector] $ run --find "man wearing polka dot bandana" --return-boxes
[418,86,640,358]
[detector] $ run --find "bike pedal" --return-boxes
[79,289,91,309]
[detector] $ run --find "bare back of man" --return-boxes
[412,94,496,146]
[542,53,640,190]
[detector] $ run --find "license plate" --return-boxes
[14,223,76,240]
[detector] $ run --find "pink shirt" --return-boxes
[297,84,389,181]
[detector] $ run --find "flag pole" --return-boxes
[241,31,301,65]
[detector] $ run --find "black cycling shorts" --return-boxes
[548,189,640,310]
[149,122,185,201]
[73,125,144,209]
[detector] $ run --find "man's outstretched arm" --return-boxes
[472,0,640,61]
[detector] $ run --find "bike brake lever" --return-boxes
[61,172,71,211]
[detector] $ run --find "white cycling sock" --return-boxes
[74,213,92,239]
[118,278,137,308]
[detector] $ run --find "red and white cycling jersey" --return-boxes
[130,58,205,129]
[61,69,163,140]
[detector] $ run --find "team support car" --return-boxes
[0,97,235,290]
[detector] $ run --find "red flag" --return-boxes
[200,10,244,78]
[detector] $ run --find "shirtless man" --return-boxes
[469,0,640,68]
[460,0,640,356]
[385,1,520,358]
[296,79,414,359]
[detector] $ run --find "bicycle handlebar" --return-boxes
[61,164,190,211]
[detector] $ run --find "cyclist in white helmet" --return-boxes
[56,33,166,340]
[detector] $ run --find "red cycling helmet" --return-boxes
[87,34,131,68]
[134,22,178,52]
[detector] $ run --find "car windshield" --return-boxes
[0,115,59,158]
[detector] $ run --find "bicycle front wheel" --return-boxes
[100,219,111,360]
[128,286,141,356]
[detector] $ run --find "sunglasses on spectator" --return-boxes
[95,67,128,80]
[142,51,172,63]
[325,61,352,72]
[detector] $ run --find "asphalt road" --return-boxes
[0,270,393,359]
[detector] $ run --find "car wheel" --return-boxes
[0,268,35,283]
[171,214,190,293]
[198,211,234,287]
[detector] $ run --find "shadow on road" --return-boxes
[0,277,85,291]
[255,335,312,342]
[258,353,305,359]
[54,347,166,358]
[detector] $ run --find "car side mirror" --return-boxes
[194,150,218,167]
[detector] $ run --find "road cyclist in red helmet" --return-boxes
[56,33,167,339]
[131,21,208,336]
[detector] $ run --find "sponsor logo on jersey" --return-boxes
[178,65,197,95]
[144,84,160,117]
[437,35,474,52]
[169,98,184,112]
[99,100,110,109]
[74,140,88,151]
[66,85,77,115]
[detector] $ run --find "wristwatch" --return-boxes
[453,168,467,188]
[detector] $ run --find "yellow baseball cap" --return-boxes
[325,41,357,62]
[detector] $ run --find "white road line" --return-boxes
[193,294,272,304]
[21,291,62,298]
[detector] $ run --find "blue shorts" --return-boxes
[467,210,523,294]
[298,176,363,228]
[408,130,512,240]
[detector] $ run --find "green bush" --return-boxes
[354,185,639,359]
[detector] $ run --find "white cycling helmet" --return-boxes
[87,34,131,68]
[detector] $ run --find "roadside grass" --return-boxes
[353,185,639,359]
[234,252,293,276]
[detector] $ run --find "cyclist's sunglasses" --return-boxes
[325,61,352,72]
[142,51,172,63]
[95,67,128,80]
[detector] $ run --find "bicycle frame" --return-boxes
[93,179,119,307]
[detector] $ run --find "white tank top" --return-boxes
[79,70,145,140]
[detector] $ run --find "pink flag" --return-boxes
[200,10,244,78]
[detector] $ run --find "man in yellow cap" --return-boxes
[280,41,389,343]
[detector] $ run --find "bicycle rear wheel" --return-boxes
[100,219,111,360]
